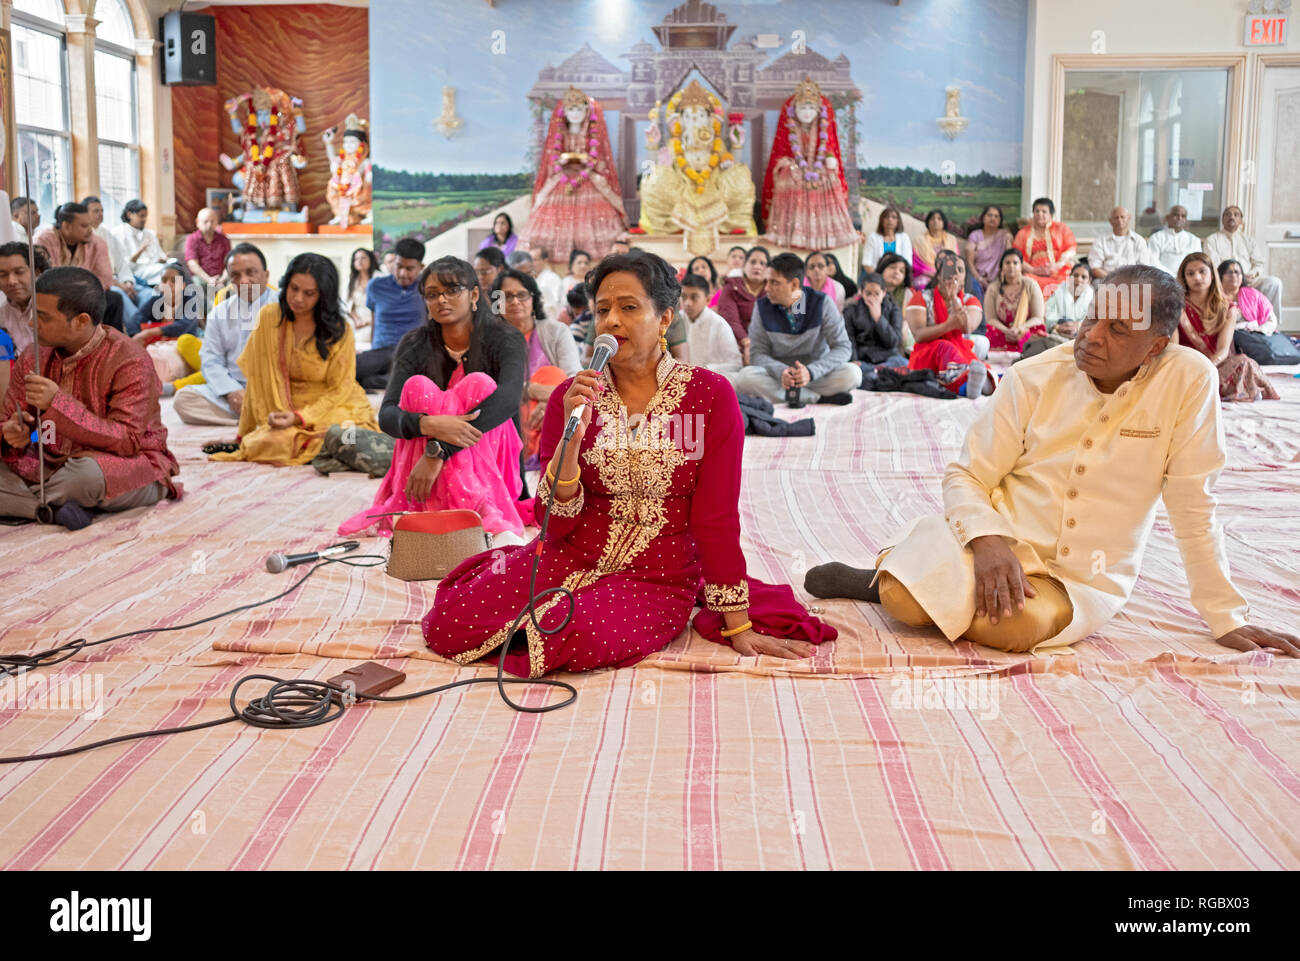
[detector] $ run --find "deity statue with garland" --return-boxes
[638,80,755,256]
[761,76,856,250]
[524,86,627,261]
[219,86,308,222]
[322,113,373,226]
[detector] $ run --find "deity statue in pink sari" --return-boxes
[523,86,627,262]
[761,77,857,251]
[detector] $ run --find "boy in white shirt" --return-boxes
[680,273,742,382]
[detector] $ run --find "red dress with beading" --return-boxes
[423,355,753,678]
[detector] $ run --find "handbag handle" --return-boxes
[392,509,486,536]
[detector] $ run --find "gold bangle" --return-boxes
[719,620,752,638]
[546,468,581,487]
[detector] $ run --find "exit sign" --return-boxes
[1244,14,1288,45]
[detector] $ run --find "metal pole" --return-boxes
[22,163,51,524]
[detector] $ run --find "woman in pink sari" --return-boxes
[965,204,1012,292]
[339,256,528,541]
[1218,259,1277,335]
[1012,196,1077,297]
[423,251,835,677]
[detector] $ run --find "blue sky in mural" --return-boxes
[370,0,1027,176]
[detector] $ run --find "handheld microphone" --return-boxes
[564,333,619,439]
[265,540,360,573]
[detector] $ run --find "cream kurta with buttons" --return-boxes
[877,342,1250,648]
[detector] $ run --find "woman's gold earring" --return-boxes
[660,335,669,353]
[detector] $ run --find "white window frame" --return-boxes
[93,35,141,211]
[12,10,72,216]
[1048,54,1246,240]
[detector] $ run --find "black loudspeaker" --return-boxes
[158,11,216,86]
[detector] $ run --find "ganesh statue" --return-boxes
[638,80,755,257]
[761,76,856,250]
[219,86,308,223]
[523,86,626,261]
[322,113,373,226]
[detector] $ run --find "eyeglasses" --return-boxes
[424,284,467,302]
[500,291,532,304]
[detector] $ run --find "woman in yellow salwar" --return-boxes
[211,253,377,465]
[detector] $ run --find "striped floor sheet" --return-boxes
[1,360,1298,869]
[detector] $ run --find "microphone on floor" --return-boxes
[564,333,619,440]
[265,540,361,573]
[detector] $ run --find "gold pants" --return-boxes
[878,572,1074,653]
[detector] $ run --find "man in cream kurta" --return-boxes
[875,339,1243,649]
[1202,205,1282,318]
[805,264,1300,658]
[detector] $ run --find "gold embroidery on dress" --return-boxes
[537,478,584,517]
[584,355,692,575]
[704,581,749,612]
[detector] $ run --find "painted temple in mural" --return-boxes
[525,0,861,227]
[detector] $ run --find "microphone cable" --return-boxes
[0,432,587,763]
[0,554,388,679]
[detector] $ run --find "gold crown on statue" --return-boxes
[794,75,822,107]
[678,80,715,112]
[344,113,369,140]
[562,86,588,109]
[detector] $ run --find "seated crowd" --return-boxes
[1,194,1296,666]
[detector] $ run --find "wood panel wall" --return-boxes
[170,4,369,233]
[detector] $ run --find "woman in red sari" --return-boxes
[423,251,833,677]
[1013,196,1077,297]
[905,249,992,396]
[1174,252,1278,403]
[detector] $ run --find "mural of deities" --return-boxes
[370,0,1025,253]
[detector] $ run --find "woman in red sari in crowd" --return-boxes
[423,250,834,677]
[523,86,627,262]
[1174,252,1278,403]
[1013,196,1076,296]
[905,249,992,397]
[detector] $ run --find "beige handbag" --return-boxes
[383,510,491,581]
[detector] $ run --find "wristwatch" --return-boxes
[425,440,448,460]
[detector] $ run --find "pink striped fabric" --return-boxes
[1,361,1299,868]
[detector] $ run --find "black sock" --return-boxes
[819,392,854,406]
[53,502,94,531]
[803,562,880,602]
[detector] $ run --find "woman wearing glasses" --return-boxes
[491,268,581,473]
[339,256,529,543]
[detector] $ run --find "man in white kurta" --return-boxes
[1088,207,1151,280]
[680,274,742,383]
[806,265,1300,658]
[1147,205,1202,274]
[173,244,273,426]
[1202,206,1283,318]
